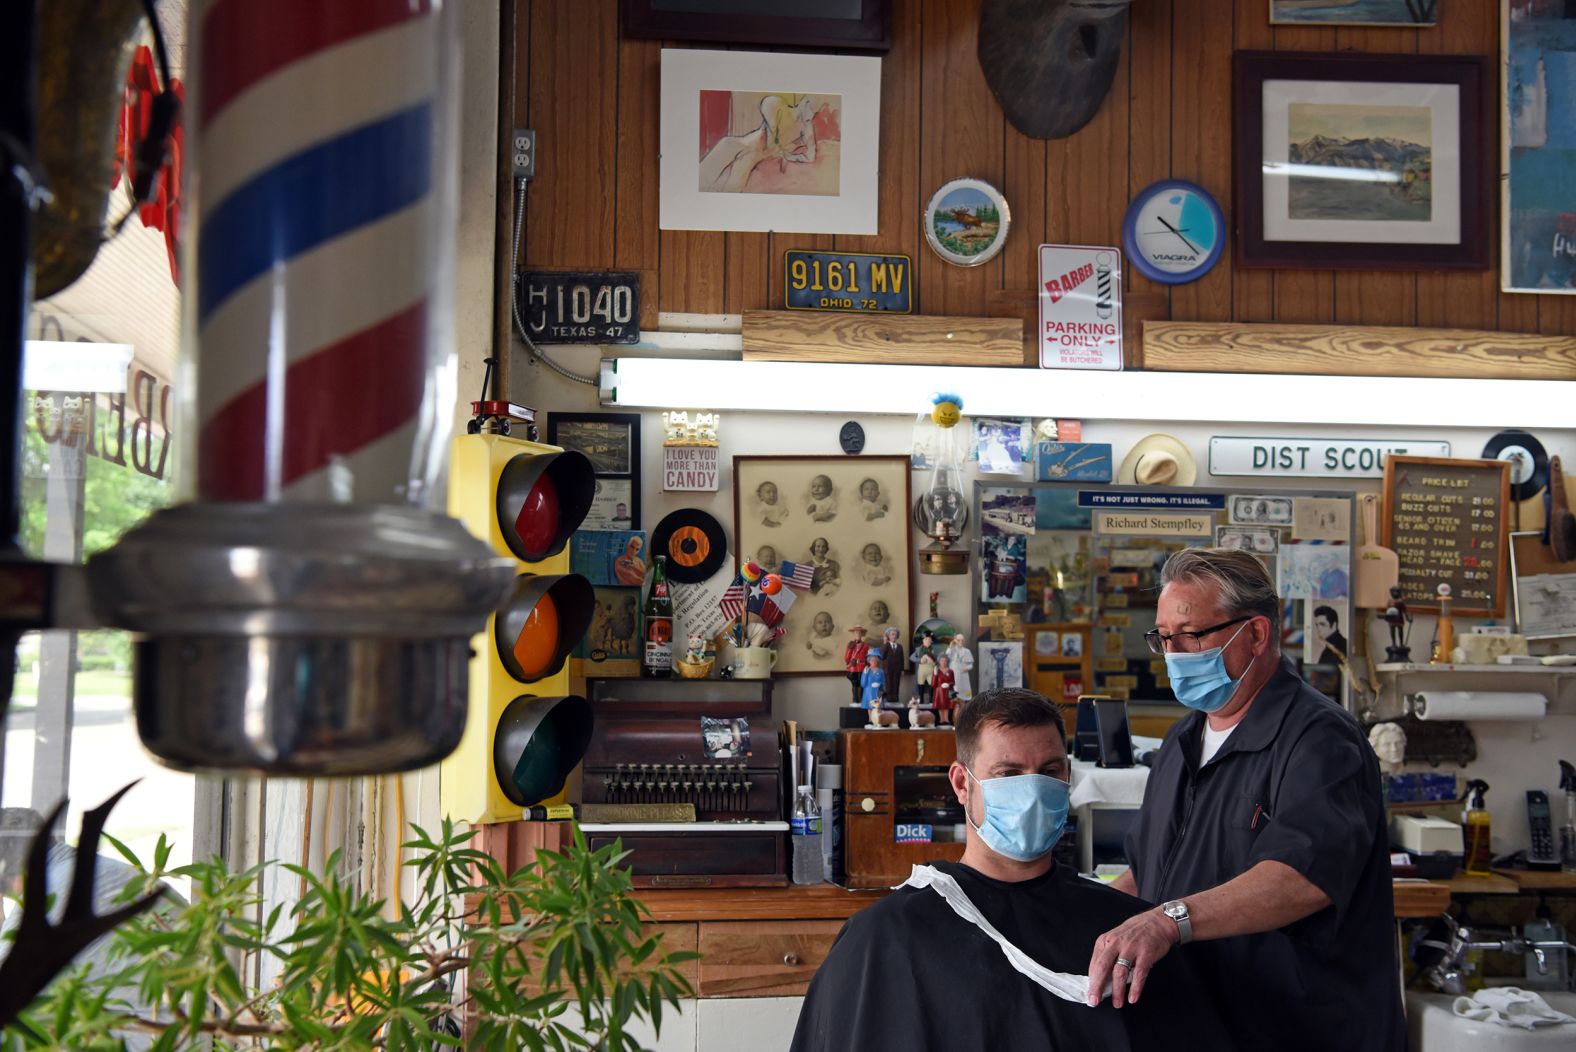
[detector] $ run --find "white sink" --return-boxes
[1407,990,1576,1051]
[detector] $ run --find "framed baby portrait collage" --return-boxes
[734,455,913,675]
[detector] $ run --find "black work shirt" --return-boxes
[1124,656,1405,1052]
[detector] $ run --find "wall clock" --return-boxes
[1122,180,1225,285]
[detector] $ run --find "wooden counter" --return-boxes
[634,882,886,923]
[1491,867,1576,892]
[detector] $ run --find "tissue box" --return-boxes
[1392,814,1464,855]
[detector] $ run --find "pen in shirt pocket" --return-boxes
[1251,803,1269,829]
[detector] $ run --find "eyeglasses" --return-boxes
[1144,615,1254,656]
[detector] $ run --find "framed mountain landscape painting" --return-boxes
[1234,52,1488,270]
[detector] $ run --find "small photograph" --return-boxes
[802,610,838,660]
[578,587,641,662]
[980,488,1037,537]
[981,534,1028,604]
[753,543,782,573]
[701,717,750,759]
[752,479,790,528]
[856,542,895,587]
[1061,633,1084,659]
[978,641,1025,692]
[1269,0,1435,28]
[1035,631,1061,656]
[857,476,890,521]
[1229,494,1293,526]
[805,536,843,596]
[1216,526,1282,555]
[1292,497,1351,543]
[866,598,894,633]
[1278,543,1351,600]
[584,479,635,530]
[973,417,1034,476]
[551,417,634,474]
[571,531,648,587]
[805,474,839,523]
[1310,602,1350,665]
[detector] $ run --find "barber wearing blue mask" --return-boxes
[790,689,1234,1051]
[1089,549,1403,1052]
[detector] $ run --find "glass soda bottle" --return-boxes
[641,555,674,678]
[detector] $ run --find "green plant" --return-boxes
[2,822,695,1051]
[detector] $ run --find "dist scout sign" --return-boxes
[1038,244,1123,371]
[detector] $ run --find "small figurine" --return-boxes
[932,654,956,726]
[1434,582,1454,665]
[844,625,871,706]
[946,633,973,700]
[908,696,936,728]
[685,632,706,665]
[881,627,907,706]
[1382,586,1413,664]
[911,633,938,705]
[860,650,885,710]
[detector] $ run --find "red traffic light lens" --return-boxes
[514,472,561,562]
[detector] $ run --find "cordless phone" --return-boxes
[1527,790,1561,871]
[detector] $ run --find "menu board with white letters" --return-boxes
[1381,456,1509,617]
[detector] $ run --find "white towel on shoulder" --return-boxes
[1452,987,1576,1029]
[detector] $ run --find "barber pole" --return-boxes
[191,0,452,503]
[84,1,516,775]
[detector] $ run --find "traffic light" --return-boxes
[442,433,597,823]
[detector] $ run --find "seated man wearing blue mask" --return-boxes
[790,688,1233,1051]
[1089,548,1403,1052]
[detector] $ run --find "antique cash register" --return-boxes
[578,677,787,887]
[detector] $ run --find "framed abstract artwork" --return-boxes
[1504,2,1576,293]
[659,49,882,234]
[623,0,891,50]
[1234,51,1488,270]
[733,455,912,675]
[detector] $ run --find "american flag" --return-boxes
[718,580,746,621]
[779,560,815,590]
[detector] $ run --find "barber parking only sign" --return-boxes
[1038,244,1123,371]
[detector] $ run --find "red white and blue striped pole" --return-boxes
[190,0,455,504]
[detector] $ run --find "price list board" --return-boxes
[1381,456,1510,616]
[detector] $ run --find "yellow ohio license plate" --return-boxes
[784,250,912,313]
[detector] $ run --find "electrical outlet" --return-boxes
[511,128,536,180]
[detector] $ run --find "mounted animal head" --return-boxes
[978,0,1135,140]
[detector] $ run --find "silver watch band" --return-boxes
[1163,900,1193,944]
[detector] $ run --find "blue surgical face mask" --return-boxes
[1163,619,1256,713]
[964,767,1070,862]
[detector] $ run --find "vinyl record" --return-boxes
[1482,429,1549,502]
[650,508,727,583]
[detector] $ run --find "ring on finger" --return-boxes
[1115,957,1135,969]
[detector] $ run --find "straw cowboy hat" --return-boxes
[1117,434,1197,486]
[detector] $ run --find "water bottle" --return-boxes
[791,784,822,885]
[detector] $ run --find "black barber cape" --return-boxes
[1125,656,1406,1052]
[789,860,1235,1052]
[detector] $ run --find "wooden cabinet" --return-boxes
[694,921,842,997]
[842,729,966,887]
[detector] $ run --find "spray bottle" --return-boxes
[1559,760,1576,875]
[1463,779,1492,877]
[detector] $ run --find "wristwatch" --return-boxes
[1161,900,1193,944]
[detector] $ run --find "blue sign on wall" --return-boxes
[784,250,912,313]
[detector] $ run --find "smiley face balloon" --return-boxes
[931,392,963,429]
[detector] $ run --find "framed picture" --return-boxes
[660,49,882,234]
[1504,4,1576,293]
[734,454,913,675]
[547,412,642,530]
[622,0,891,51]
[1269,1,1436,27]
[923,178,1010,267]
[1509,532,1576,641]
[1234,51,1488,270]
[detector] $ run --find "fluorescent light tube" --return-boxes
[24,341,135,394]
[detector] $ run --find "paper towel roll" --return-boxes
[1409,691,1547,721]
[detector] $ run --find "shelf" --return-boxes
[1440,871,1522,895]
[1491,867,1576,892]
[1375,663,1576,675]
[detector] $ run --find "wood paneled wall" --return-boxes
[514,0,1566,346]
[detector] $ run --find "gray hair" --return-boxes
[1159,548,1281,627]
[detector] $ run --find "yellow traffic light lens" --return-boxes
[512,592,560,681]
